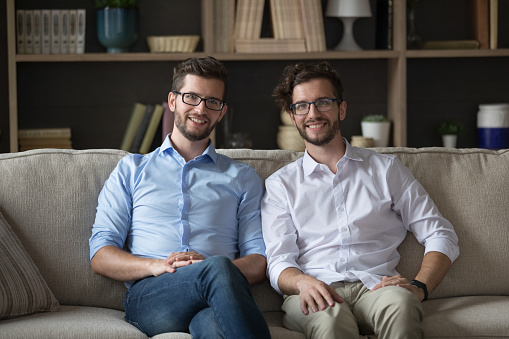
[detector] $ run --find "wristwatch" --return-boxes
[411,280,428,301]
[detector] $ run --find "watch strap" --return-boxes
[411,279,428,301]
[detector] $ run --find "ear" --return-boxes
[339,101,347,121]
[168,92,176,112]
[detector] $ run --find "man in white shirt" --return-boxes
[261,61,459,339]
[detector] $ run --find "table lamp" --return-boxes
[326,0,372,51]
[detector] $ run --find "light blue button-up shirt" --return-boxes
[90,136,266,266]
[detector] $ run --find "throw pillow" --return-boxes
[0,210,60,319]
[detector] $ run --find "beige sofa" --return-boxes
[0,147,508,338]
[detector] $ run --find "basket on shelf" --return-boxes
[146,35,200,53]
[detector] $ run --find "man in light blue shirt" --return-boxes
[89,57,270,339]
[262,61,459,339]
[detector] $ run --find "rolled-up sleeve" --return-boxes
[89,157,133,261]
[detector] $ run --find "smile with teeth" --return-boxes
[307,122,325,129]
[190,117,207,124]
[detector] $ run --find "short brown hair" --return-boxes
[273,61,344,112]
[172,56,229,102]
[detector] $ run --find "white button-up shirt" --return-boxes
[261,141,459,294]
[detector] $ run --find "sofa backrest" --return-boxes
[219,148,509,300]
[0,147,507,312]
[0,149,129,311]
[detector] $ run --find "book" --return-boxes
[299,0,326,52]
[19,137,72,146]
[139,104,164,154]
[236,38,306,53]
[130,104,155,153]
[120,102,146,151]
[60,10,70,54]
[69,10,78,54]
[161,101,174,142]
[16,10,25,54]
[76,9,86,54]
[18,128,71,139]
[41,10,51,54]
[51,10,60,54]
[490,0,498,49]
[422,40,480,49]
[235,0,251,40]
[33,10,42,54]
[25,10,34,54]
[270,0,303,39]
[471,0,489,49]
[375,0,393,50]
[215,0,236,53]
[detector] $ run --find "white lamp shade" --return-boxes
[326,0,372,18]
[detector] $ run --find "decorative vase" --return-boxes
[97,8,138,53]
[442,134,457,148]
[407,0,422,49]
[361,121,391,147]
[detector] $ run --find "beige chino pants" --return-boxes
[282,281,424,339]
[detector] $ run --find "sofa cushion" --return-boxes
[0,305,146,338]
[422,296,509,338]
[0,210,60,319]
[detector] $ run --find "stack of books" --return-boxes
[16,9,86,55]
[215,0,326,53]
[120,102,167,154]
[18,128,72,151]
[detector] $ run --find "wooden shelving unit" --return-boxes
[6,0,509,152]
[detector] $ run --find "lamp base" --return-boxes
[333,17,362,51]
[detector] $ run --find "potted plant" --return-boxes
[95,0,139,53]
[361,115,391,147]
[436,120,464,148]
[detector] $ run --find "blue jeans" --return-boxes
[123,256,271,338]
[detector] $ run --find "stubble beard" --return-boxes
[296,116,341,146]
[174,109,218,142]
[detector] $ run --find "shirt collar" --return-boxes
[302,138,363,177]
[159,134,218,163]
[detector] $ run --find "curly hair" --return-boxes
[273,61,344,112]
[172,56,229,102]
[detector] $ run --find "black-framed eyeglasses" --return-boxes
[173,91,225,111]
[289,98,341,115]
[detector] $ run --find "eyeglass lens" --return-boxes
[292,99,336,115]
[181,93,224,111]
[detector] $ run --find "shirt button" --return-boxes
[340,258,346,263]
[338,207,344,212]
[341,227,348,232]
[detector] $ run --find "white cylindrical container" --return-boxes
[477,104,509,149]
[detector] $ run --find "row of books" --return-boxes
[18,128,72,152]
[120,102,174,154]
[214,0,326,53]
[16,9,86,55]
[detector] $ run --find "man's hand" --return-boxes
[371,275,425,301]
[165,251,205,269]
[296,275,344,315]
[278,268,344,315]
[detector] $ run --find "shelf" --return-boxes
[15,50,401,63]
[406,48,509,59]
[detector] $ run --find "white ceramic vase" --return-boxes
[361,121,391,147]
[442,134,457,148]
